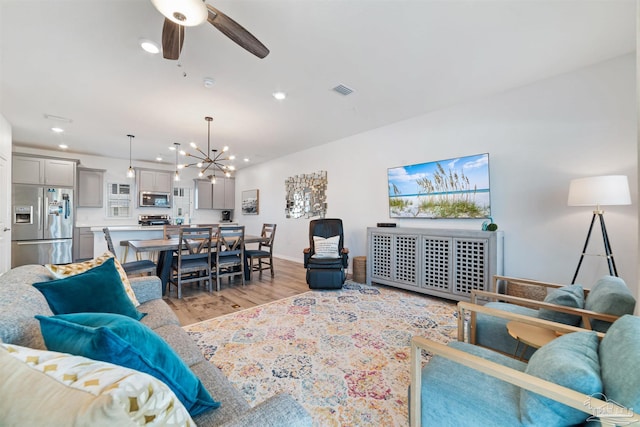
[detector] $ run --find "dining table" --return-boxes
[127,234,268,295]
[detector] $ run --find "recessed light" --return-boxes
[243,158,250,162]
[156,156,163,161]
[140,39,160,54]
[58,144,68,149]
[169,145,176,151]
[51,127,64,133]
[272,91,286,100]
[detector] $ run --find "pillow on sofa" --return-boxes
[34,258,144,320]
[584,276,636,332]
[520,331,602,425]
[36,312,220,417]
[312,235,340,258]
[0,342,195,426]
[598,315,640,413]
[537,284,584,326]
[46,251,140,307]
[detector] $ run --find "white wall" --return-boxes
[0,114,12,273]
[10,148,231,227]
[236,54,638,294]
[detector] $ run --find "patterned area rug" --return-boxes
[184,282,458,426]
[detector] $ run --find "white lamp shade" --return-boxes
[567,175,631,207]
[150,0,207,26]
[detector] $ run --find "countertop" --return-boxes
[88,225,166,232]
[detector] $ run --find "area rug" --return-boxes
[184,282,458,426]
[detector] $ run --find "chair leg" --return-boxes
[270,257,274,277]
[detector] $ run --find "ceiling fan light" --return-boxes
[150,0,207,26]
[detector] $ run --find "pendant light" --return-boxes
[126,134,135,178]
[182,116,235,184]
[173,142,181,181]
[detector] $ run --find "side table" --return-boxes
[506,321,559,360]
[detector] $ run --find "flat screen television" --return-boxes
[388,153,491,219]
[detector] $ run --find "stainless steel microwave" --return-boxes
[139,192,171,208]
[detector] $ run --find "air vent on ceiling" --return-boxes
[332,84,354,96]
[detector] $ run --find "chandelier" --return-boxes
[182,116,235,183]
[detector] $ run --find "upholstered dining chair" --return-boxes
[212,225,245,291]
[102,227,156,276]
[168,226,213,299]
[303,218,349,289]
[245,223,276,278]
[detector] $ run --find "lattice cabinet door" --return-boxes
[392,234,419,287]
[370,232,393,281]
[452,237,489,297]
[420,236,452,292]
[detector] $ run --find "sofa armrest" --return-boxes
[457,301,606,344]
[219,393,312,427]
[409,336,640,427]
[128,275,163,304]
[470,291,620,330]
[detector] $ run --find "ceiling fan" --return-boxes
[150,0,269,60]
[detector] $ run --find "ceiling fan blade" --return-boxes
[206,4,269,59]
[162,18,185,60]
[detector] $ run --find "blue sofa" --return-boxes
[410,313,640,426]
[470,275,636,360]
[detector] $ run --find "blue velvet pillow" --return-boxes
[35,312,220,416]
[520,331,602,425]
[584,276,636,332]
[537,284,584,326]
[599,315,640,413]
[33,258,144,320]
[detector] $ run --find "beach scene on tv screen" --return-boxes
[388,153,491,218]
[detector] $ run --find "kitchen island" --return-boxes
[90,225,165,261]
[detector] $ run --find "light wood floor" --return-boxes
[164,257,310,326]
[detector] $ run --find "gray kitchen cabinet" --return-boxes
[367,227,504,302]
[73,227,94,261]
[195,177,235,210]
[137,169,172,193]
[77,167,105,207]
[194,179,213,209]
[12,155,76,187]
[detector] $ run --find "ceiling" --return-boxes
[0,0,635,170]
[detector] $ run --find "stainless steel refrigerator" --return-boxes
[11,185,74,267]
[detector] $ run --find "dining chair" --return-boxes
[212,225,245,291]
[168,226,213,299]
[163,224,184,239]
[245,223,276,277]
[102,228,156,276]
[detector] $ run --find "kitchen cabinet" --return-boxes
[194,177,235,209]
[137,169,172,193]
[73,227,94,261]
[367,227,504,302]
[13,155,76,187]
[77,167,105,207]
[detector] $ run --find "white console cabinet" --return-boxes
[367,227,503,302]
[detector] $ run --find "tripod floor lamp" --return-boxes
[567,175,631,284]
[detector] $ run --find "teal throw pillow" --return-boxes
[35,312,220,416]
[520,331,602,426]
[537,284,584,326]
[584,276,636,332]
[33,258,144,320]
[598,315,640,412]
